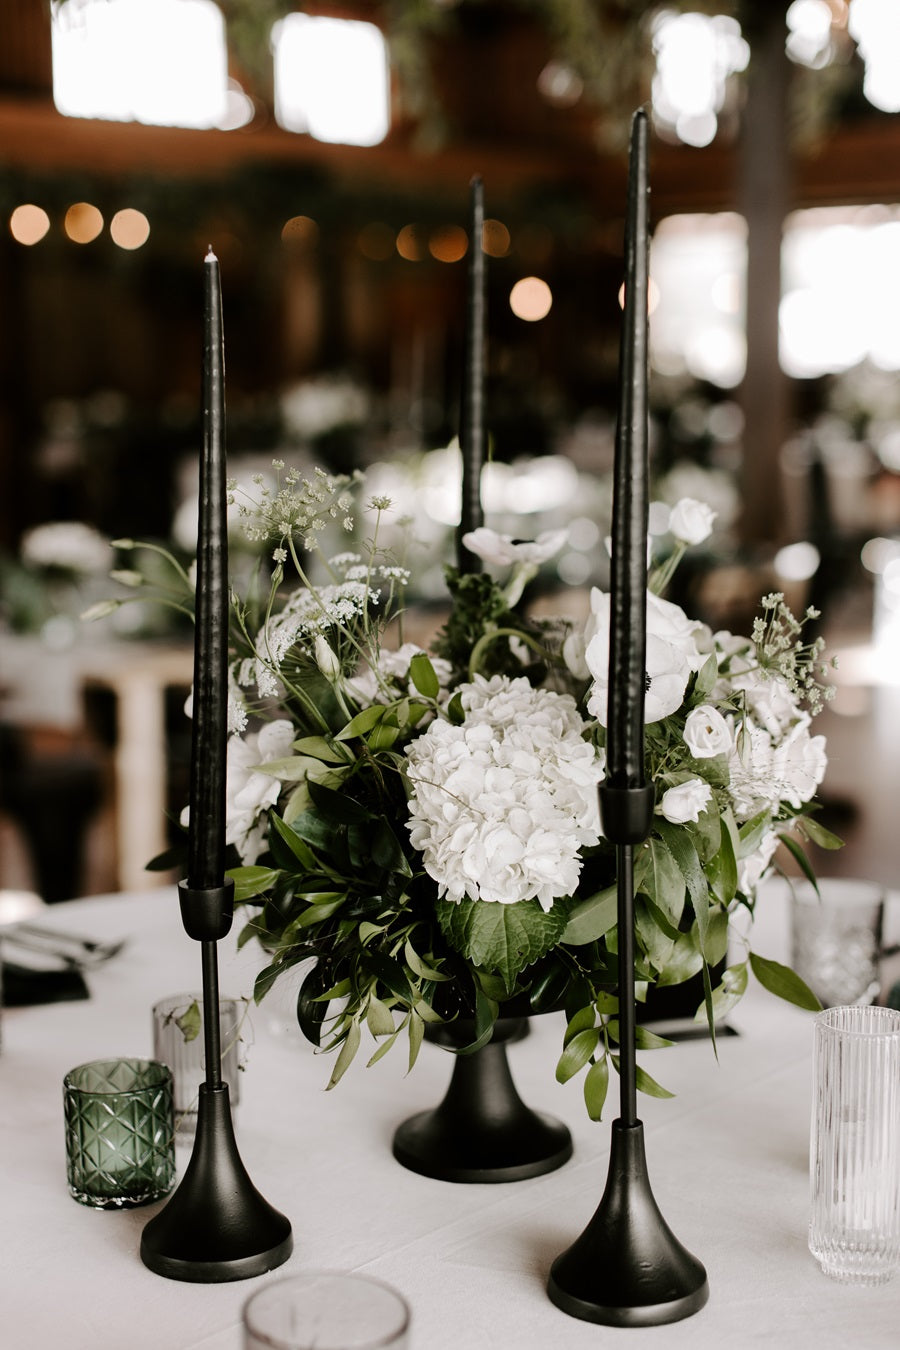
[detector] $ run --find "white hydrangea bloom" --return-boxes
[404,675,604,910]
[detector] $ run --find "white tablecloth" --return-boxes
[1,883,898,1350]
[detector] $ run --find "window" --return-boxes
[272,13,390,147]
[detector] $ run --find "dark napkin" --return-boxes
[2,961,90,1006]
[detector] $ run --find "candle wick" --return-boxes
[205,246,217,262]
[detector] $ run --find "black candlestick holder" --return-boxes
[547,783,709,1325]
[140,880,293,1282]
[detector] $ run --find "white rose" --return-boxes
[585,590,706,726]
[658,778,712,825]
[668,497,716,546]
[224,719,295,863]
[683,704,732,759]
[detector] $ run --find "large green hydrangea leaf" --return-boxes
[438,896,569,991]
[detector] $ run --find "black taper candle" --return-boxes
[457,174,486,574]
[548,112,707,1325]
[188,249,229,893]
[141,252,293,1282]
[606,109,650,790]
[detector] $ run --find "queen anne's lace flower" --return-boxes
[404,676,604,910]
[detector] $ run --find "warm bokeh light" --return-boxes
[273,13,389,146]
[357,222,395,261]
[509,277,553,322]
[10,204,51,245]
[774,540,821,582]
[396,225,427,262]
[428,225,468,263]
[52,0,228,129]
[110,208,150,249]
[64,201,104,244]
[617,277,661,314]
[849,0,900,112]
[281,215,319,248]
[482,219,511,257]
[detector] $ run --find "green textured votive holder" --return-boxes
[64,1058,176,1209]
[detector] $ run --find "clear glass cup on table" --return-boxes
[242,1272,411,1350]
[809,1005,900,1284]
[791,877,885,1007]
[63,1057,175,1208]
[152,992,246,1139]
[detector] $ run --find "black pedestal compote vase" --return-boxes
[392,1016,572,1183]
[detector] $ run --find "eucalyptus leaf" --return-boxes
[777,832,819,887]
[564,1005,597,1045]
[404,938,451,982]
[366,1024,403,1066]
[366,995,396,1038]
[699,960,749,1023]
[634,1063,675,1100]
[407,1011,425,1072]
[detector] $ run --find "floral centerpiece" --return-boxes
[124,463,839,1119]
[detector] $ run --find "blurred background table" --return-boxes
[2,881,899,1349]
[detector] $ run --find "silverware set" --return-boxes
[4,922,126,970]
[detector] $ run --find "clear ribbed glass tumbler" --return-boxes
[809,1005,900,1284]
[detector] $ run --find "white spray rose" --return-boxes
[683,704,732,759]
[461,527,568,568]
[668,497,716,547]
[658,779,712,824]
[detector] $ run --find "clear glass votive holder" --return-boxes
[791,878,885,1007]
[242,1272,411,1350]
[152,992,245,1138]
[63,1057,175,1209]
[809,1005,900,1285]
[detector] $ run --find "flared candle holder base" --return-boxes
[392,1017,572,1183]
[547,1118,708,1326]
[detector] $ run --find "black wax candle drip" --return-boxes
[547,111,709,1327]
[141,253,292,1283]
[457,175,486,574]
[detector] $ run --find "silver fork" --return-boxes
[5,922,127,968]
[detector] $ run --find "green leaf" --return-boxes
[749,951,822,1011]
[655,821,711,957]
[777,832,819,887]
[174,1000,201,1043]
[739,809,774,857]
[288,897,345,928]
[635,895,677,970]
[407,1011,425,1072]
[632,1024,674,1050]
[706,809,739,907]
[366,1024,403,1066]
[335,704,384,741]
[364,950,413,1003]
[227,865,282,903]
[798,815,844,850]
[438,897,569,989]
[555,1027,600,1083]
[583,1056,610,1121]
[308,778,372,824]
[292,735,348,764]
[404,938,452,982]
[691,652,718,701]
[408,652,440,699]
[326,1017,361,1089]
[253,961,283,1004]
[561,884,618,945]
[564,1005,597,1045]
[634,837,687,928]
[269,813,319,869]
[368,721,400,751]
[656,926,703,987]
[366,995,396,1038]
[700,960,749,1023]
[634,1063,675,1100]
